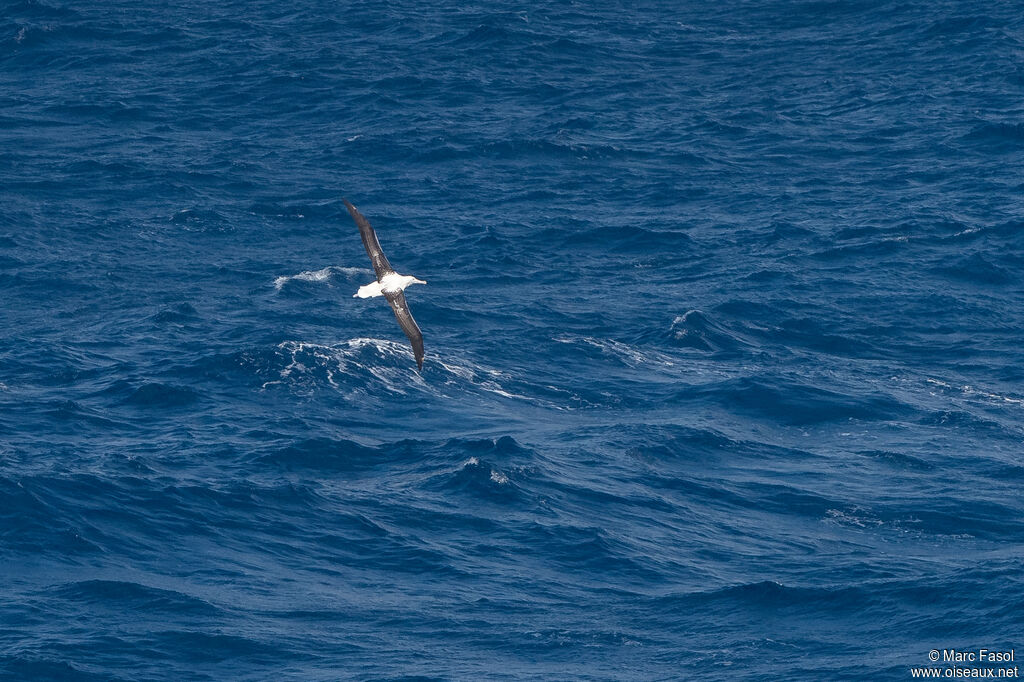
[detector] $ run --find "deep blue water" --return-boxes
[2,0,1023,679]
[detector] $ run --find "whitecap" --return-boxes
[273,266,372,291]
[264,339,579,410]
[554,335,674,367]
[925,377,1024,407]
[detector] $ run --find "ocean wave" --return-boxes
[935,252,1013,284]
[673,375,916,426]
[924,377,1024,408]
[668,309,755,354]
[253,436,388,473]
[50,580,220,616]
[553,334,677,367]
[272,265,370,291]
[423,455,521,501]
[120,382,201,408]
[149,302,199,324]
[262,339,583,410]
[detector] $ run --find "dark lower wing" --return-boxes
[384,290,424,371]
[343,199,393,281]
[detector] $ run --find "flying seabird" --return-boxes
[344,199,427,371]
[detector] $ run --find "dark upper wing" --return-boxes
[384,289,424,371]
[343,199,393,281]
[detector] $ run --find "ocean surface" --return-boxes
[2,0,1023,679]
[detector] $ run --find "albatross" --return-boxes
[344,199,427,371]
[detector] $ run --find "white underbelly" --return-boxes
[354,281,383,298]
[379,272,406,293]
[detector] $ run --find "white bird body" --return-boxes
[354,272,426,299]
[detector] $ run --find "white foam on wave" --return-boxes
[554,335,675,367]
[462,456,509,485]
[926,377,1024,407]
[825,507,884,529]
[952,226,982,237]
[264,339,415,392]
[478,380,534,402]
[437,359,557,405]
[437,359,476,381]
[262,339,573,409]
[273,266,372,291]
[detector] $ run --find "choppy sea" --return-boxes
[2,0,1023,679]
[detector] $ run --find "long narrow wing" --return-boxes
[343,199,393,281]
[384,289,424,371]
